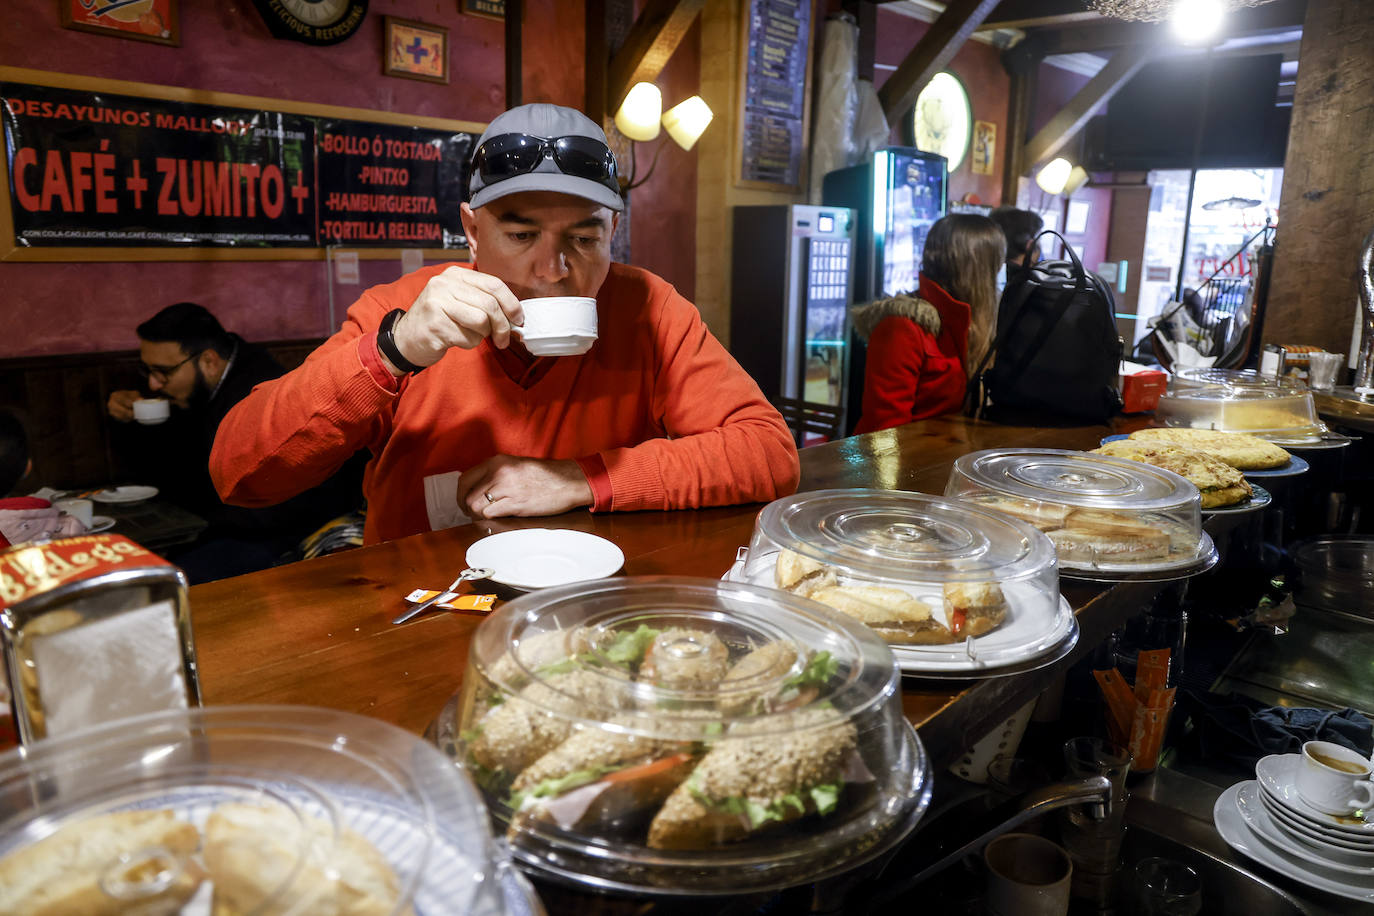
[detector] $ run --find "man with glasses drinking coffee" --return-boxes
[211,103,799,545]
[106,303,364,581]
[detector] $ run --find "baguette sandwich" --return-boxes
[0,809,203,916]
[647,708,862,850]
[942,581,1009,638]
[972,496,1072,531]
[506,715,700,833]
[809,584,953,644]
[775,548,838,598]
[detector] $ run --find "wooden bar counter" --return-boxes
[191,415,1164,770]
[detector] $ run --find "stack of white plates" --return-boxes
[1213,753,1374,902]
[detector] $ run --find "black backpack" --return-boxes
[968,230,1124,424]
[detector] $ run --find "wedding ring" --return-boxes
[484,491,496,503]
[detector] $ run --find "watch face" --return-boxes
[252,0,368,44]
[913,72,972,173]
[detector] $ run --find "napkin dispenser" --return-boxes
[0,534,200,745]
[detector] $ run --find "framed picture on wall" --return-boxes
[59,0,180,46]
[384,17,449,84]
[461,0,505,19]
[972,120,996,176]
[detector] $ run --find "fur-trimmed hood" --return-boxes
[850,295,942,343]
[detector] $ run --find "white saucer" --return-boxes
[1235,781,1374,874]
[1258,790,1374,854]
[92,485,159,505]
[1256,754,1374,838]
[1214,782,1374,902]
[466,529,624,590]
[87,516,116,534]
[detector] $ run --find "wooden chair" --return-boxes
[771,397,844,448]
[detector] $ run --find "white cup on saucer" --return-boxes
[133,398,171,425]
[514,296,598,357]
[1296,740,1374,815]
[53,498,94,528]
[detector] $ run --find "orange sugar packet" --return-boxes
[1094,668,1137,747]
[403,589,497,612]
[1134,648,1171,704]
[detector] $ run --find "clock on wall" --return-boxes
[910,72,972,173]
[251,0,368,45]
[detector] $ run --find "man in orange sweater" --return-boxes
[210,103,799,544]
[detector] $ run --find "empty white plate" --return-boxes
[1258,791,1374,854]
[465,529,624,590]
[87,516,116,534]
[92,485,159,505]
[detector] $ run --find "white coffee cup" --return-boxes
[1296,740,1374,815]
[133,398,171,425]
[514,296,598,357]
[54,498,94,528]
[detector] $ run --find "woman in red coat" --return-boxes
[852,214,1005,433]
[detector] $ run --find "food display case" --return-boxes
[724,489,1076,677]
[1162,369,1330,443]
[945,449,1218,582]
[0,706,540,916]
[434,577,930,895]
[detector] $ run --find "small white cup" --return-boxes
[514,296,598,357]
[1307,351,1344,391]
[53,498,94,528]
[1297,740,1374,815]
[133,398,171,425]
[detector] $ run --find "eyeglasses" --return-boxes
[139,351,201,382]
[473,134,620,194]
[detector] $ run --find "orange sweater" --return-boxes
[210,263,800,544]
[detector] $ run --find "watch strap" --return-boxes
[377,308,425,375]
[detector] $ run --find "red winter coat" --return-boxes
[851,275,972,434]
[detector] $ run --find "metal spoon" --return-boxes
[391,567,494,624]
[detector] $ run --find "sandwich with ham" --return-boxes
[808,584,954,644]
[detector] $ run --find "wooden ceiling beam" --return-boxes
[978,0,1102,31]
[877,0,1003,122]
[1021,43,1153,168]
[606,0,705,116]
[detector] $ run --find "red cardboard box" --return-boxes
[1122,370,1168,413]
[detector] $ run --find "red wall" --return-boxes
[871,9,1011,207]
[0,0,696,357]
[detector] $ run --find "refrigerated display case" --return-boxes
[730,205,857,443]
[822,149,947,433]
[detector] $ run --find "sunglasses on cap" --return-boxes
[473,134,620,194]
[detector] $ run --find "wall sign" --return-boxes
[0,70,482,260]
[461,0,504,19]
[250,0,368,46]
[737,0,813,190]
[60,0,180,46]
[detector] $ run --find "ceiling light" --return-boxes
[614,82,662,142]
[661,96,713,151]
[1171,0,1227,43]
[1063,165,1091,196]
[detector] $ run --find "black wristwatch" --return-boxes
[377,308,425,374]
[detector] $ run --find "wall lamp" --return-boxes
[613,81,714,190]
[1035,157,1090,196]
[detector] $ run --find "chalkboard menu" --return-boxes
[738,0,812,189]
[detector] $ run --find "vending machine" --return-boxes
[729,205,857,441]
[822,148,948,431]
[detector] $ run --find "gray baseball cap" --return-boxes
[468,103,625,212]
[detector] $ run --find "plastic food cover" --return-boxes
[727,489,1067,669]
[1163,369,1325,440]
[0,706,541,916]
[945,449,1217,581]
[434,576,930,895]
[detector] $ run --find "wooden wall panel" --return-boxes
[1265,0,1374,354]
